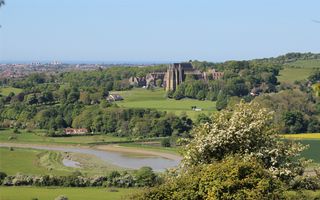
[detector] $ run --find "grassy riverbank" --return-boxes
[0,147,124,176]
[0,187,138,200]
[0,128,129,145]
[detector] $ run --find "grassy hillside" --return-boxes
[0,87,23,96]
[0,187,138,200]
[113,88,216,119]
[277,59,320,83]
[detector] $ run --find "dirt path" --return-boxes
[0,142,182,161]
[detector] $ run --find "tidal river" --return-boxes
[0,143,181,172]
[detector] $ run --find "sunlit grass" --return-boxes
[113,88,216,120]
[0,87,23,96]
[0,187,138,200]
[281,133,320,140]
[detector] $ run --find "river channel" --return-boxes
[0,143,181,172]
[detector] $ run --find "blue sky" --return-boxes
[0,0,319,63]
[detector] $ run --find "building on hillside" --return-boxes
[128,62,224,92]
[129,77,146,87]
[210,69,224,80]
[164,62,205,91]
[146,72,166,87]
[106,94,124,102]
[64,128,88,135]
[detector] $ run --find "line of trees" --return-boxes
[0,167,160,188]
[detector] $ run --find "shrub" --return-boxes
[183,101,307,181]
[132,157,284,200]
[0,172,7,184]
[289,175,320,190]
[0,170,159,188]
[134,167,157,187]
[13,128,20,134]
[199,157,284,200]
[161,138,171,147]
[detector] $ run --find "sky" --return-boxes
[0,0,319,63]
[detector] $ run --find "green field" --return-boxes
[0,187,138,200]
[0,147,69,175]
[0,129,128,145]
[282,134,320,163]
[0,87,23,96]
[277,59,320,83]
[113,88,216,119]
[282,133,320,140]
[0,187,319,200]
[0,146,125,176]
[296,139,320,163]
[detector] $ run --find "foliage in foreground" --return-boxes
[135,101,313,199]
[132,157,284,200]
[183,101,308,181]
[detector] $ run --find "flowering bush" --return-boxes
[182,101,308,181]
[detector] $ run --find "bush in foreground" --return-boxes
[183,101,307,181]
[132,157,284,200]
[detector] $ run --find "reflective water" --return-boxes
[0,144,180,172]
[62,158,81,168]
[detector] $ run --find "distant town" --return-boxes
[0,61,163,79]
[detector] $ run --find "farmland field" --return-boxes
[277,59,320,83]
[113,88,216,119]
[282,133,320,140]
[282,133,320,163]
[0,187,138,200]
[299,139,320,163]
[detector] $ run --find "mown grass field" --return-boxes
[0,87,23,96]
[0,128,128,145]
[0,187,138,200]
[277,59,320,83]
[113,88,216,119]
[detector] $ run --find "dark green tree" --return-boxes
[216,90,228,110]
